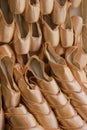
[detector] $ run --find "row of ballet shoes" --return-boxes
[0,7,83,48]
[0,43,87,130]
[4,0,82,24]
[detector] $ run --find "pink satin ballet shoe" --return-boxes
[0,0,14,43]
[29,22,42,52]
[41,15,59,47]
[40,0,54,15]
[52,0,71,25]
[23,0,40,23]
[60,18,73,48]
[66,46,87,93]
[8,0,26,14]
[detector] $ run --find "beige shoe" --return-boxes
[14,64,60,130]
[8,0,25,14]
[44,42,87,123]
[5,104,45,130]
[23,0,40,23]
[52,0,71,25]
[60,17,73,48]
[0,0,14,43]
[71,16,83,44]
[69,0,82,8]
[14,15,30,65]
[0,44,15,63]
[0,87,4,130]
[29,22,42,52]
[41,15,59,47]
[82,25,87,53]
[66,46,87,93]
[14,15,30,55]
[26,55,87,130]
[40,0,54,15]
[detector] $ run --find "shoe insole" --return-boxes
[43,15,57,30]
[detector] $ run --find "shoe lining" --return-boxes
[46,45,65,65]
[57,0,66,6]
[30,59,45,80]
[30,0,37,5]
[0,0,13,24]
[16,15,29,38]
[43,15,57,30]
[32,23,39,37]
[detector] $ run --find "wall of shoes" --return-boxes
[0,0,87,130]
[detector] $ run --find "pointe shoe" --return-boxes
[41,15,59,47]
[8,0,26,14]
[65,46,87,93]
[0,56,44,130]
[0,57,20,109]
[23,0,40,23]
[29,22,42,52]
[14,64,60,130]
[82,25,87,53]
[69,0,82,8]
[14,15,30,55]
[0,44,15,63]
[0,87,4,130]
[52,0,71,25]
[0,0,14,43]
[82,0,87,24]
[5,104,45,130]
[40,0,54,15]
[60,17,73,48]
[71,16,83,44]
[26,55,87,130]
[14,15,30,65]
[44,42,87,123]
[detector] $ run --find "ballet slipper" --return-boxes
[8,0,25,14]
[0,0,14,43]
[60,21,73,48]
[66,46,87,93]
[40,0,54,15]
[71,16,83,44]
[29,22,42,52]
[82,0,87,24]
[5,104,44,130]
[0,87,4,130]
[82,25,87,53]
[69,0,82,8]
[26,55,87,130]
[44,42,87,123]
[13,64,60,130]
[0,44,15,63]
[41,15,59,47]
[14,15,30,55]
[52,0,71,25]
[23,0,40,23]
